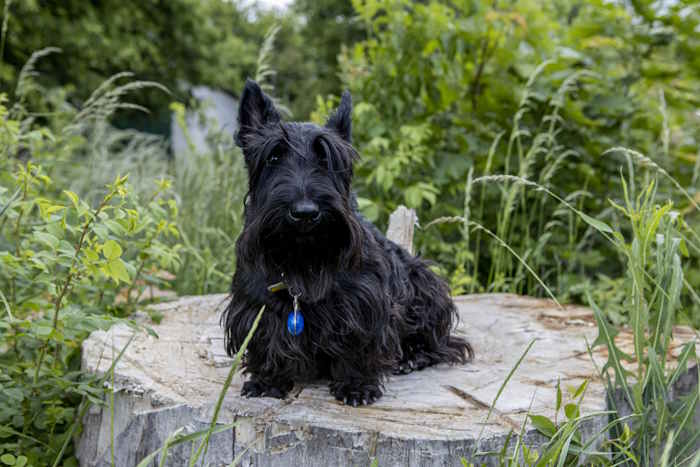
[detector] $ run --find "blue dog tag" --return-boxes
[287,292,303,335]
[287,310,304,335]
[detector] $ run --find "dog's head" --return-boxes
[234,80,363,298]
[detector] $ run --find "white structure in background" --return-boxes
[170,86,238,155]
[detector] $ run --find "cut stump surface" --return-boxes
[77,293,698,466]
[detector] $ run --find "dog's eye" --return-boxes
[266,149,283,165]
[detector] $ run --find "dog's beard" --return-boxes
[254,208,360,303]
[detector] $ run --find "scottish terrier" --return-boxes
[222,80,472,406]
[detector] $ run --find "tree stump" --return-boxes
[76,293,698,466]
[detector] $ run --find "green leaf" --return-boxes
[38,202,65,220]
[144,325,160,339]
[84,248,99,262]
[404,185,422,208]
[572,380,588,399]
[523,446,539,464]
[3,385,23,398]
[555,378,562,413]
[102,240,123,260]
[104,219,127,236]
[647,347,668,400]
[669,342,696,387]
[35,324,53,336]
[108,259,130,284]
[63,190,79,209]
[587,290,635,408]
[93,224,109,240]
[577,211,613,234]
[357,197,379,222]
[0,453,15,465]
[564,403,579,421]
[529,415,556,437]
[34,231,59,249]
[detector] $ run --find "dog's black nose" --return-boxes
[289,200,320,222]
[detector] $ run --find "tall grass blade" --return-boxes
[159,428,185,467]
[0,288,12,320]
[0,0,12,64]
[189,305,265,466]
[52,333,136,467]
[586,290,634,408]
[659,430,674,467]
[604,147,700,214]
[426,216,561,307]
[228,442,253,467]
[668,342,697,387]
[136,424,236,467]
[688,448,700,467]
[508,389,538,465]
[470,338,537,458]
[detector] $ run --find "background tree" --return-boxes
[0,0,262,131]
[273,0,365,118]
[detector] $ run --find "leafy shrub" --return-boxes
[0,53,180,466]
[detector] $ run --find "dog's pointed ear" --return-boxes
[325,90,352,142]
[235,79,280,148]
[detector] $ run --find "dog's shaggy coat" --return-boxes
[222,80,472,406]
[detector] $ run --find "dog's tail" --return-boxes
[400,252,475,366]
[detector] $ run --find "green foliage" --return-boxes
[461,170,699,465]
[272,0,365,118]
[166,24,286,295]
[169,101,246,295]
[0,55,180,466]
[588,176,699,465]
[331,0,700,324]
[0,0,362,124]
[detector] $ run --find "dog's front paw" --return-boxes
[241,380,290,399]
[392,351,433,375]
[329,381,382,407]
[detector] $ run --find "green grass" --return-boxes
[425,91,700,463]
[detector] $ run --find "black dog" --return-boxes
[222,80,472,406]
